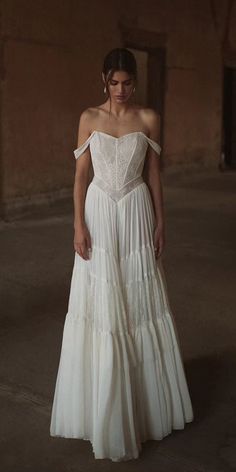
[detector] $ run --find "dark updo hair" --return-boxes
[102,48,137,112]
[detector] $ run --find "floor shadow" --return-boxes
[184,349,236,424]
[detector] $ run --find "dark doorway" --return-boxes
[222,66,236,169]
[127,47,166,150]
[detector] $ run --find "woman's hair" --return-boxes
[102,48,137,114]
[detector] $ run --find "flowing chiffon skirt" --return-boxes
[50,180,194,461]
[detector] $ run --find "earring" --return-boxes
[104,85,107,93]
[133,87,136,93]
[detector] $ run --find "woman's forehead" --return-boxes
[109,70,133,80]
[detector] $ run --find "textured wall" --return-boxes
[120,0,236,166]
[0,0,236,217]
[0,0,120,216]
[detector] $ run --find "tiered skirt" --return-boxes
[50,180,194,461]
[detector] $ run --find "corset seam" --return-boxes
[91,175,144,202]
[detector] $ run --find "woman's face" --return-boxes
[105,70,135,104]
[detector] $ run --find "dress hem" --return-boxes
[50,419,194,462]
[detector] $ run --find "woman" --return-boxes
[50,47,194,462]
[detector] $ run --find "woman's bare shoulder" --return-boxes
[139,106,160,121]
[79,105,105,129]
[139,107,161,133]
[79,106,100,121]
[130,106,160,137]
[77,107,101,135]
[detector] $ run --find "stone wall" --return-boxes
[0,0,120,217]
[0,0,236,218]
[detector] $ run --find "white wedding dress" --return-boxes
[49,130,194,461]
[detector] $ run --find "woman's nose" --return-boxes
[118,83,124,93]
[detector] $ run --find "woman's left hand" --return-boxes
[153,224,165,259]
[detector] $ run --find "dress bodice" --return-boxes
[73,131,161,202]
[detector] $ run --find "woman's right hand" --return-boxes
[74,223,92,260]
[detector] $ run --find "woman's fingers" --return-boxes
[74,237,92,260]
[154,235,165,259]
[76,242,87,259]
[87,234,92,253]
[157,242,163,258]
[73,224,92,260]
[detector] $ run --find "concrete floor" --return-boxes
[0,166,236,472]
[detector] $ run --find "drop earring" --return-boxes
[104,85,107,93]
[133,87,136,93]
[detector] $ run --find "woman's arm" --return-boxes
[73,110,92,260]
[142,110,165,257]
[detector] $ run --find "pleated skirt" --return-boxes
[49,180,194,461]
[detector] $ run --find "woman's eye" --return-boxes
[110,81,132,86]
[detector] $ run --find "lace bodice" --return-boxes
[73,131,161,202]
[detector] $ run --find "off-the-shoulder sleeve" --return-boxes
[146,136,162,155]
[73,132,94,159]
